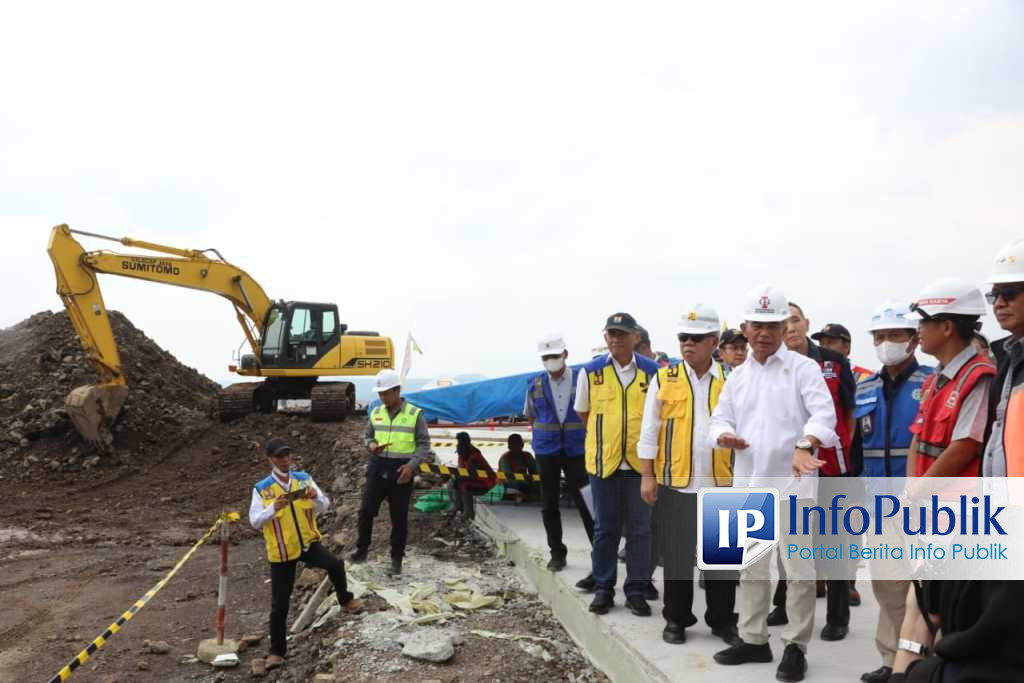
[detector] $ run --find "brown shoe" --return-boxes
[342,597,364,614]
[251,658,267,676]
[264,654,286,670]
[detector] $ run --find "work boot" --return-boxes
[776,644,807,682]
[341,598,365,614]
[713,640,773,665]
[575,573,596,592]
[625,595,651,617]
[711,622,741,646]
[349,549,368,564]
[588,591,614,615]
[766,605,789,626]
[860,665,893,682]
[546,554,567,572]
[820,622,848,641]
[389,557,402,576]
[662,621,686,644]
[643,581,659,601]
[264,654,286,670]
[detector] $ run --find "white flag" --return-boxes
[399,333,423,382]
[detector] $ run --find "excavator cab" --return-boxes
[259,301,341,369]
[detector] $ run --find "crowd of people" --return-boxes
[245,236,1024,680]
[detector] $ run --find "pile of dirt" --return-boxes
[0,310,221,475]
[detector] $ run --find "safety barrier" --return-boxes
[418,461,540,482]
[46,511,240,683]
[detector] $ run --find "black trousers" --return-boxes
[537,452,595,557]
[269,541,352,657]
[355,458,414,559]
[655,488,736,627]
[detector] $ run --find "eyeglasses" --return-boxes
[677,333,712,343]
[986,286,1024,305]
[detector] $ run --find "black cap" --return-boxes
[719,328,747,347]
[265,437,291,457]
[811,323,852,342]
[636,326,651,347]
[604,312,639,333]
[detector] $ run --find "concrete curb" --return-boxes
[474,504,668,683]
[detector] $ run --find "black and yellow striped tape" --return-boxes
[418,462,540,483]
[430,439,531,448]
[47,511,240,683]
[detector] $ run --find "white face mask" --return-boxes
[875,340,912,367]
[543,357,566,373]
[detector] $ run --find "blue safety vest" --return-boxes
[528,368,586,457]
[855,361,933,487]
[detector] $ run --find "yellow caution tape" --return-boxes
[430,438,531,448]
[47,511,240,683]
[418,462,540,483]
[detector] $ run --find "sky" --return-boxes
[2,1,1022,385]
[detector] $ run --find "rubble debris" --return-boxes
[397,628,456,663]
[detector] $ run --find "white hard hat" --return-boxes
[986,238,1024,284]
[677,304,721,335]
[372,369,402,393]
[536,333,567,357]
[908,277,986,319]
[743,284,790,323]
[867,300,917,332]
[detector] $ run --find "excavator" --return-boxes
[46,224,394,448]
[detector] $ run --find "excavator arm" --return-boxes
[46,224,273,446]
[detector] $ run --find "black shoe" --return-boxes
[776,644,807,682]
[643,581,659,601]
[546,554,567,572]
[766,606,789,626]
[860,665,892,683]
[714,640,773,665]
[662,621,686,644]
[820,623,848,641]
[389,558,402,576]
[589,591,614,615]
[349,549,368,564]
[625,595,651,617]
[711,623,741,646]
[575,573,596,592]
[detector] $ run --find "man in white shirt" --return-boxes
[709,285,837,683]
[639,304,738,646]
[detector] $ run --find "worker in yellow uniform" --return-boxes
[575,312,661,617]
[249,437,362,671]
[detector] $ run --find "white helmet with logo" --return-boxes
[677,304,721,334]
[373,369,402,393]
[986,237,1024,284]
[867,300,917,332]
[743,284,790,322]
[536,333,567,357]
[909,277,986,319]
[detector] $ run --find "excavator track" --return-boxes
[217,382,262,422]
[310,382,352,423]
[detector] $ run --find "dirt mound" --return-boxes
[0,310,221,476]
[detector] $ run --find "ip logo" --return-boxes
[698,489,779,570]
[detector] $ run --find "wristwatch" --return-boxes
[898,638,930,657]
[795,438,814,452]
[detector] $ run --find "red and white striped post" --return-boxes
[215,517,229,645]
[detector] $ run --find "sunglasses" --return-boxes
[677,333,712,343]
[986,286,1024,305]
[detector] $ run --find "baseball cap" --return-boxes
[810,323,852,342]
[536,333,567,358]
[719,328,747,347]
[637,326,652,347]
[265,437,291,457]
[604,312,639,333]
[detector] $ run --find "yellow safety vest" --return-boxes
[655,362,733,488]
[584,361,653,477]
[256,472,321,563]
[370,401,422,457]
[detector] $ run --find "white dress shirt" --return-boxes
[575,354,639,470]
[638,360,722,493]
[708,345,837,499]
[249,471,330,530]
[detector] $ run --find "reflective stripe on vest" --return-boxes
[256,473,321,563]
[371,401,422,458]
[654,362,732,487]
[583,356,656,478]
[863,448,909,459]
[913,354,996,477]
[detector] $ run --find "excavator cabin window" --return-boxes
[261,302,339,368]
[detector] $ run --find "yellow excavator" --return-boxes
[47,224,394,447]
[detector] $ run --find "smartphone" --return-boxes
[285,487,307,502]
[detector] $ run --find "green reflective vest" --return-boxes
[371,401,422,457]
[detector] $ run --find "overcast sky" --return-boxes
[2,2,1021,385]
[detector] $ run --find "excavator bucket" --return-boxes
[65,383,129,450]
